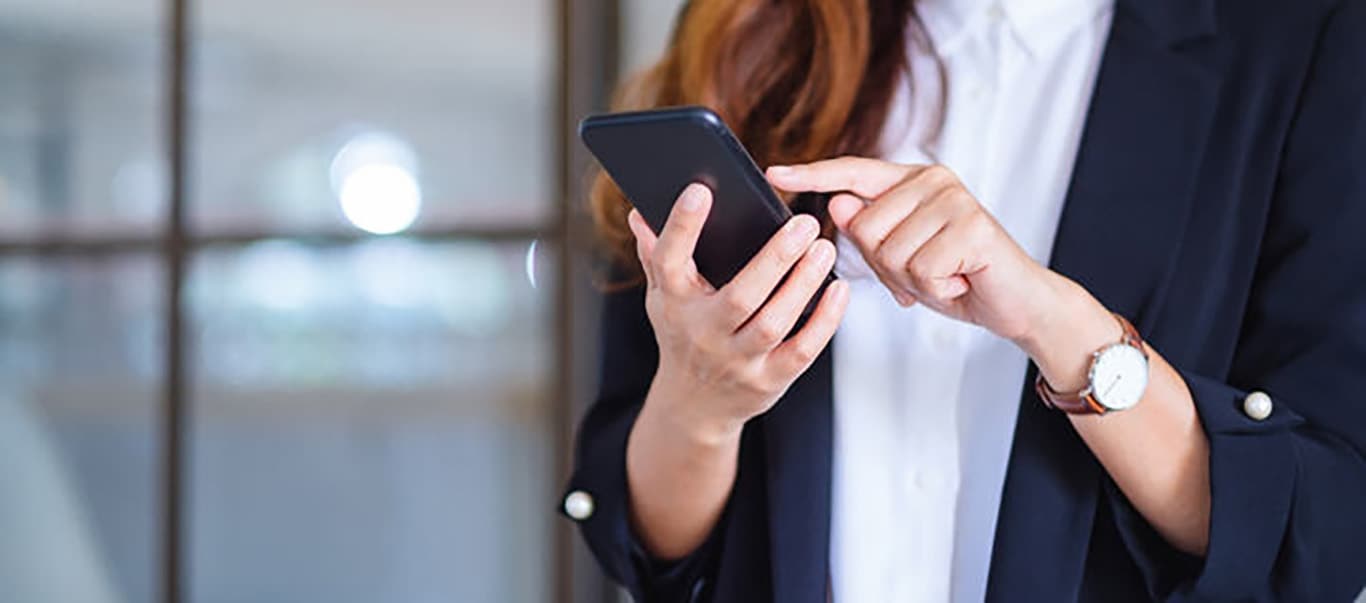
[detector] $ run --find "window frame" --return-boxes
[0,0,623,601]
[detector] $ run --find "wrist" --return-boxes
[643,373,746,448]
[1015,272,1122,393]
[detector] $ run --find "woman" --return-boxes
[562,0,1366,600]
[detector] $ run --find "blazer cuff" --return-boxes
[560,402,719,602]
[1103,371,1305,600]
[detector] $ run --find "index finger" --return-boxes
[766,157,917,199]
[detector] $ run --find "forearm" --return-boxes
[1070,353,1210,555]
[625,379,743,560]
[1021,274,1211,556]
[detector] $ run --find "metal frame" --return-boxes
[0,226,548,257]
[160,0,189,599]
[558,0,621,600]
[0,0,623,600]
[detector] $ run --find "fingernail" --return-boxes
[784,217,817,254]
[768,165,792,177]
[811,240,833,263]
[785,215,817,238]
[830,280,848,301]
[679,185,705,212]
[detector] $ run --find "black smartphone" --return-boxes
[580,106,830,301]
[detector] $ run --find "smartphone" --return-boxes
[580,106,830,302]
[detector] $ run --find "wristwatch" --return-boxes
[1034,313,1150,415]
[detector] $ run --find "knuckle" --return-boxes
[644,292,666,316]
[651,250,677,274]
[922,186,955,210]
[964,209,996,239]
[719,288,752,317]
[652,300,679,326]
[849,216,877,246]
[923,163,955,184]
[734,364,775,395]
[907,255,931,280]
[656,264,692,292]
[743,378,777,399]
[752,315,786,345]
[788,341,818,366]
[873,246,899,273]
[906,265,938,299]
[951,188,978,209]
[658,275,687,295]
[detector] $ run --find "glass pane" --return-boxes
[0,255,163,603]
[188,239,554,602]
[0,0,164,238]
[191,0,553,233]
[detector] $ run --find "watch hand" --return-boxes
[1103,375,1121,397]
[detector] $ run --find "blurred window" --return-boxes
[0,0,164,237]
[0,0,557,600]
[188,241,554,602]
[192,0,553,233]
[0,256,163,603]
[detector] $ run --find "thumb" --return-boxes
[827,193,864,232]
[627,209,658,286]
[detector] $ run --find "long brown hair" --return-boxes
[589,0,930,277]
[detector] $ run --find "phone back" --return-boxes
[580,106,792,288]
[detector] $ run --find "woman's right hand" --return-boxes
[628,183,851,445]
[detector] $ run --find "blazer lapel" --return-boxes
[988,1,1223,599]
[764,348,834,603]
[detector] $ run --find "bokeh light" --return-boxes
[330,131,422,235]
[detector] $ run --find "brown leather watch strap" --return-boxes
[1034,313,1145,415]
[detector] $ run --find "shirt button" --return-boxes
[563,490,595,521]
[1243,391,1273,421]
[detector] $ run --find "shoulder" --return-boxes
[1213,0,1365,49]
[1193,0,1366,102]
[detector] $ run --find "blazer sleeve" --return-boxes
[1102,2,1366,600]
[559,274,726,602]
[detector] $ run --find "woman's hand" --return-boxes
[767,157,1099,352]
[625,182,849,559]
[630,183,850,444]
[770,158,1212,556]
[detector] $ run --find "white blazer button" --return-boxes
[564,490,595,521]
[1243,391,1273,421]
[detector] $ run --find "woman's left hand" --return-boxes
[767,156,1091,349]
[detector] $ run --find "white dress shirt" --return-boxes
[829,0,1114,601]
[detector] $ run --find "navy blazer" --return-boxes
[563,0,1366,600]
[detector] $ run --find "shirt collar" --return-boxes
[916,0,1114,59]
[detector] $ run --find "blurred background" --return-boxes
[0,0,683,601]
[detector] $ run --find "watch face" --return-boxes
[1090,344,1149,411]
